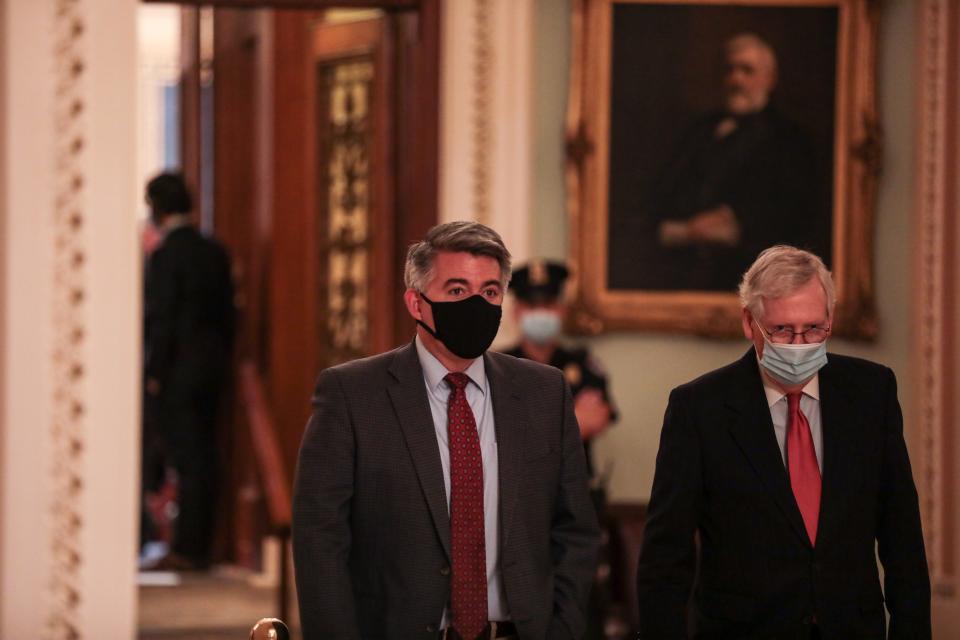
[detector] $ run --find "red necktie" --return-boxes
[787,392,821,545]
[444,373,487,640]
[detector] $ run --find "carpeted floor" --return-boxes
[138,567,301,640]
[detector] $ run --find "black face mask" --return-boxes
[417,292,502,360]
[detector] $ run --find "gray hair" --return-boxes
[404,221,512,292]
[738,245,835,320]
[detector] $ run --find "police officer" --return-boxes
[503,259,617,478]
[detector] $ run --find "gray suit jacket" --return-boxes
[293,342,600,640]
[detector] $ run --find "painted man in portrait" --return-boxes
[641,33,828,291]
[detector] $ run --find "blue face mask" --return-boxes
[758,333,828,386]
[520,310,562,345]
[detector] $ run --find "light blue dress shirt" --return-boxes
[415,336,509,625]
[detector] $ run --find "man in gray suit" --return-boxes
[293,221,600,640]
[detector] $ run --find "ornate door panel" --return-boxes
[313,17,395,369]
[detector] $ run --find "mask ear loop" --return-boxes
[415,292,441,339]
[753,318,771,341]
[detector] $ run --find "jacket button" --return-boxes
[426,623,437,633]
[440,565,451,576]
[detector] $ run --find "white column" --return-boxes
[487,0,533,263]
[439,0,481,224]
[0,0,56,633]
[81,0,139,636]
[0,0,140,637]
[440,0,534,349]
[439,0,533,260]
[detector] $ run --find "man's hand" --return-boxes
[574,389,611,441]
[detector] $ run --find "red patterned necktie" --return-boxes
[444,372,487,640]
[787,392,821,545]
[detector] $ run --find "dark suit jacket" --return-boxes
[292,342,600,640]
[636,349,930,639]
[144,225,235,399]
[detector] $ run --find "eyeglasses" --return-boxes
[755,321,831,345]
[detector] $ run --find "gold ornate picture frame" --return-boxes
[565,0,880,338]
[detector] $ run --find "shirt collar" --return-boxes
[414,335,486,394]
[761,370,821,408]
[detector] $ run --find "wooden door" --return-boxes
[313,16,396,368]
[173,3,440,566]
[267,11,404,478]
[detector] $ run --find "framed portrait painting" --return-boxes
[565,0,880,338]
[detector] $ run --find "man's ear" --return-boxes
[403,289,422,321]
[741,308,755,341]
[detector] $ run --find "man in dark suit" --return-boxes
[142,172,234,571]
[293,221,600,640]
[636,246,930,639]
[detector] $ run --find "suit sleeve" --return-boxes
[547,375,602,639]
[143,249,178,386]
[292,368,360,640]
[636,387,701,639]
[876,369,931,639]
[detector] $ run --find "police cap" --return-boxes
[510,259,570,303]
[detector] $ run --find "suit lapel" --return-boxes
[387,343,451,560]
[484,351,526,549]
[815,357,859,548]
[724,350,811,547]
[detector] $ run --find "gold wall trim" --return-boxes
[471,0,491,223]
[915,0,956,596]
[49,0,86,636]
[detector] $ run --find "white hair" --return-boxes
[738,245,835,320]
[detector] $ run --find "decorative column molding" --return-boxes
[914,0,959,603]
[49,1,88,636]
[470,0,492,223]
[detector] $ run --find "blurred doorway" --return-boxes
[137,1,440,635]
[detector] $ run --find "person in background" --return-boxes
[503,260,617,480]
[141,171,235,571]
[636,245,930,639]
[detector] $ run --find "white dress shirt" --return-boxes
[761,373,824,472]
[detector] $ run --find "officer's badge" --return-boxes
[564,363,582,386]
[530,259,548,286]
